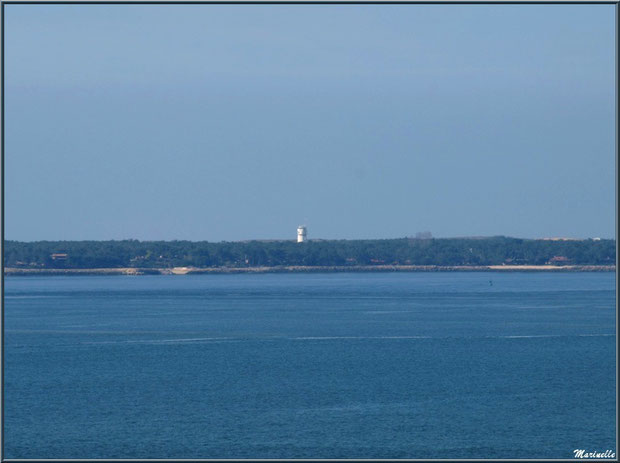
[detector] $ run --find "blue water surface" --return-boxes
[3,272,616,458]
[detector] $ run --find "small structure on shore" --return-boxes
[297,226,307,243]
[547,256,571,266]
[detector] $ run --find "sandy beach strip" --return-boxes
[3,264,616,276]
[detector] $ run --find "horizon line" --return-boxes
[3,235,616,243]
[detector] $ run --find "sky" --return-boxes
[3,4,616,242]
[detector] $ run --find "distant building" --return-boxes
[547,256,571,266]
[297,226,307,243]
[415,231,433,239]
[50,253,68,260]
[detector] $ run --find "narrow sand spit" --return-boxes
[4,265,615,275]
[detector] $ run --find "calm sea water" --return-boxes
[4,272,616,459]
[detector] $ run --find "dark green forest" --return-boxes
[3,237,615,269]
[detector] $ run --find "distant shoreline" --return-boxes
[3,265,616,276]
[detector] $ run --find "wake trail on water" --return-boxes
[80,333,615,345]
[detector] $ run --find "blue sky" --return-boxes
[4,4,616,241]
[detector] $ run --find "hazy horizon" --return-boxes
[4,4,616,242]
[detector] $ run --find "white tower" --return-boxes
[297,225,307,243]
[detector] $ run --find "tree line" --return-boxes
[3,237,615,269]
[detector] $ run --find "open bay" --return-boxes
[4,272,616,458]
